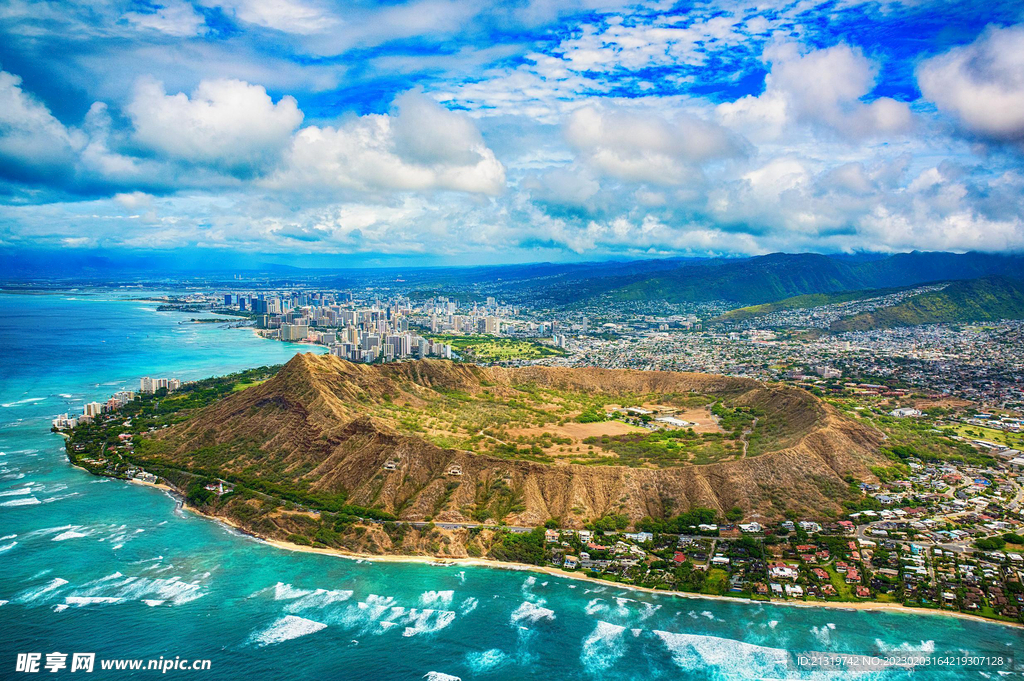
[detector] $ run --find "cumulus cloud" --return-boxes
[127,77,304,176]
[565,106,745,185]
[917,25,1024,145]
[1,1,1023,260]
[0,70,82,183]
[390,91,486,166]
[522,166,601,212]
[268,92,505,195]
[719,43,913,140]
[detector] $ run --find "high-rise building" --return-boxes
[280,324,309,341]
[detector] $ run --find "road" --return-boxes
[406,521,533,533]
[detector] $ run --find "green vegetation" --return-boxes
[831,276,1024,332]
[59,365,401,522]
[636,507,718,534]
[580,428,737,466]
[64,365,281,476]
[575,407,607,423]
[586,514,630,532]
[232,378,268,391]
[714,287,906,323]
[950,423,1024,450]
[489,527,546,564]
[833,396,998,467]
[977,537,1007,551]
[575,401,762,467]
[366,380,767,468]
[541,251,1024,305]
[427,334,567,361]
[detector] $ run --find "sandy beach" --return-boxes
[168,496,1023,630]
[127,477,173,492]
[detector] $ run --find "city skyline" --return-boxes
[1,0,1023,266]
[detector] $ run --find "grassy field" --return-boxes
[702,568,730,595]
[953,424,1024,449]
[825,564,855,601]
[232,379,268,392]
[428,334,567,361]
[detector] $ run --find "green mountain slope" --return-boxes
[830,277,1024,332]
[530,252,1024,305]
[713,287,908,323]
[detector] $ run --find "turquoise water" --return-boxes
[1,291,1021,680]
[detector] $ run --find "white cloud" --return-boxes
[203,0,338,34]
[268,93,506,195]
[390,91,486,167]
[127,77,304,176]
[555,14,750,73]
[0,70,82,181]
[719,43,913,140]
[522,166,601,209]
[433,54,609,124]
[917,24,1024,144]
[565,105,744,185]
[125,1,208,37]
[114,191,155,209]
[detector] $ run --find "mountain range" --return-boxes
[830,276,1024,332]
[521,252,1024,306]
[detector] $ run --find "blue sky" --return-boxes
[1,0,1023,265]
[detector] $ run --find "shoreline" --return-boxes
[174,498,1022,630]
[127,477,173,492]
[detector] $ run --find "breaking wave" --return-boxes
[249,615,327,646]
[510,601,555,625]
[580,621,628,673]
[653,630,791,678]
[419,590,454,608]
[0,496,39,507]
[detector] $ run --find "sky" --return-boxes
[1,0,1023,266]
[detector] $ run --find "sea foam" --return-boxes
[249,615,327,646]
[465,649,508,672]
[653,630,791,677]
[0,496,39,506]
[419,590,454,608]
[581,621,628,672]
[17,577,69,603]
[510,600,555,625]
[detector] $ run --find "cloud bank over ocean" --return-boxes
[1,0,1023,262]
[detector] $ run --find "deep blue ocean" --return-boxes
[1,290,1022,680]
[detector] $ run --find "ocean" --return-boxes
[1,290,1021,680]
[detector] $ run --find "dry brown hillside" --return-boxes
[144,353,885,526]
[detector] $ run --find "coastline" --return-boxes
[174,498,1023,630]
[127,477,173,492]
